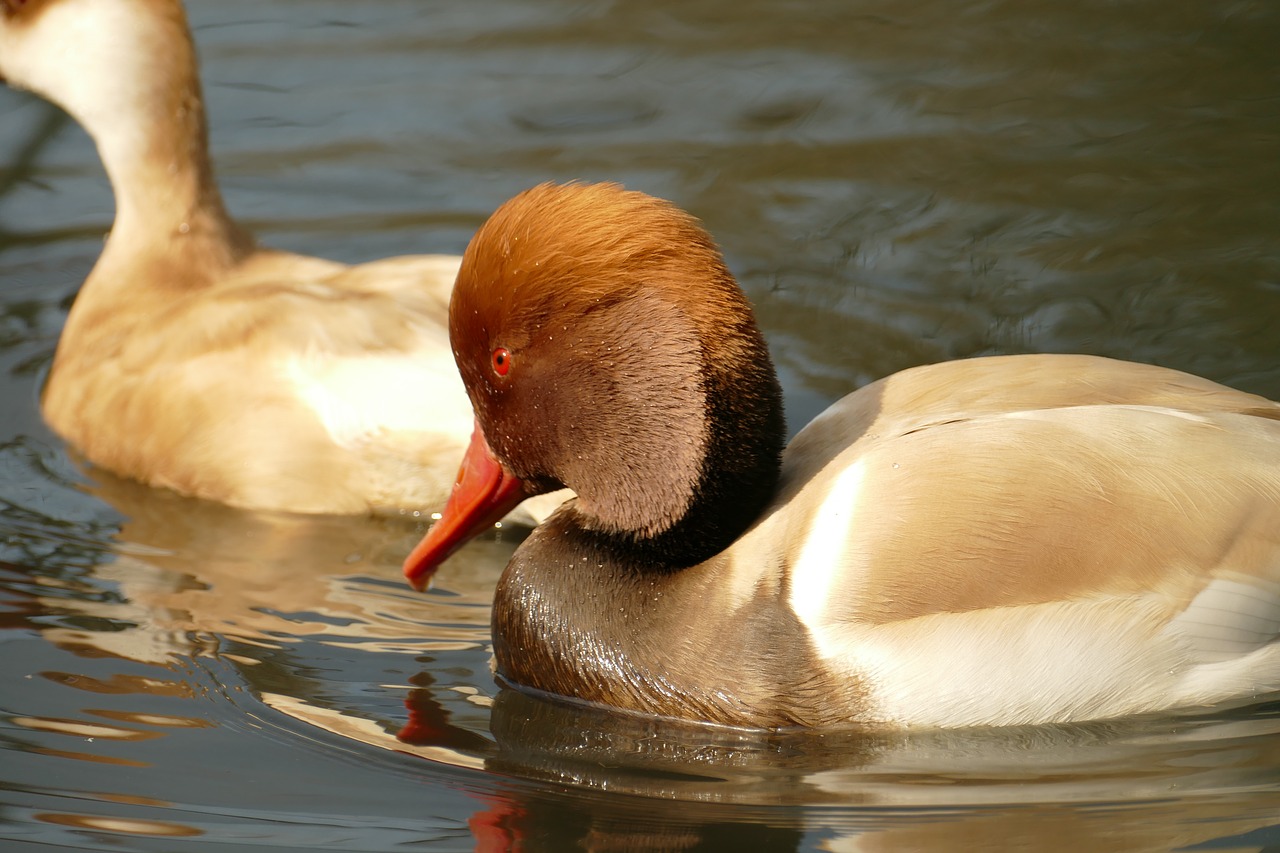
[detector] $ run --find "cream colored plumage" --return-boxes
[760,354,1280,726]
[0,0,478,514]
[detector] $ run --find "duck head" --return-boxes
[405,183,785,589]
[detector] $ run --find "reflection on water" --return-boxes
[2,0,1279,849]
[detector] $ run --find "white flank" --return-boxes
[788,458,868,632]
[824,598,1190,728]
[284,349,471,449]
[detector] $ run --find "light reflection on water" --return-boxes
[2,0,1279,850]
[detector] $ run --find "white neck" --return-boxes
[1,0,247,258]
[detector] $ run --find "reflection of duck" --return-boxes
[0,0,470,513]
[393,676,1280,852]
[25,467,527,665]
[406,182,1280,729]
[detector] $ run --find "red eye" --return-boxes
[491,346,511,377]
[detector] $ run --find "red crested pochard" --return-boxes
[404,182,1280,729]
[0,0,501,515]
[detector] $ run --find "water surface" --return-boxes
[2,1,1279,850]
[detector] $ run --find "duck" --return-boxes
[403,181,1280,730]
[0,0,478,514]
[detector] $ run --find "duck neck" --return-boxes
[99,68,251,274]
[99,79,246,259]
[45,2,253,275]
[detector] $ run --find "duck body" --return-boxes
[45,247,470,513]
[404,183,1280,730]
[494,354,1280,728]
[1,0,472,513]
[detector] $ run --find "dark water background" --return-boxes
[2,1,1279,850]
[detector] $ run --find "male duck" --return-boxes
[0,0,472,513]
[404,182,1280,729]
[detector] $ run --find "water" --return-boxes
[2,0,1279,850]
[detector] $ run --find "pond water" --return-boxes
[2,0,1279,850]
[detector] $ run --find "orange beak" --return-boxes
[403,420,530,591]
